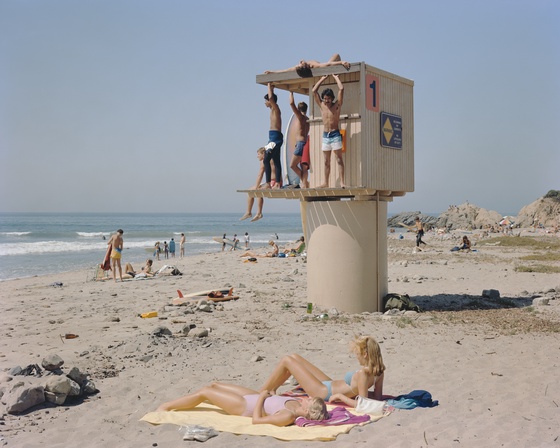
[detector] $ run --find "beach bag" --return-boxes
[355,396,388,416]
[383,293,421,312]
[170,267,182,276]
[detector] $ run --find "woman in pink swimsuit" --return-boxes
[156,382,328,426]
[261,335,385,408]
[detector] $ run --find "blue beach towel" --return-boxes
[386,390,438,409]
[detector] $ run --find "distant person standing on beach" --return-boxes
[222,234,227,252]
[180,233,186,258]
[169,238,176,258]
[164,241,169,259]
[313,74,345,188]
[263,83,283,189]
[415,217,427,250]
[154,241,161,260]
[244,232,250,248]
[107,229,124,282]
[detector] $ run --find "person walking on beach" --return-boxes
[230,234,240,251]
[154,241,161,260]
[244,232,250,248]
[313,74,345,188]
[163,241,169,259]
[287,91,310,188]
[263,83,283,189]
[221,234,227,252]
[169,238,176,258]
[415,216,427,250]
[180,233,186,258]
[107,229,124,282]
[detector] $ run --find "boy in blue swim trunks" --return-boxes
[263,83,283,189]
[287,91,310,188]
[312,74,346,188]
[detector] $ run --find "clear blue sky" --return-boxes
[1,0,558,216]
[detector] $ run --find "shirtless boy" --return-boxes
[288,92,310,188]
[265,53,351,78]
[263,83,283,189]
[312,74,345,188]
[240,147,276,222]
[107,229,124,282]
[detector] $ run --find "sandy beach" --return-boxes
[1,229,559,447]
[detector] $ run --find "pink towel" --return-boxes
[295,406,370,427]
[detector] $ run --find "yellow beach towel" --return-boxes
[141,404,382,441]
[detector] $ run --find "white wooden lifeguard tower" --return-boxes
[241,62,414,313]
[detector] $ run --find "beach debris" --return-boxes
[251,355,264,362]
[182,425,219,442]
[64,333,79,339]
[188,328,209,338]
[482,289,500,300]
[49,282,63,287]
[532,297,550,306]
[180,324,197,335]
[152,326,172,337]
[140,311,158,318]
[10,364,42,376]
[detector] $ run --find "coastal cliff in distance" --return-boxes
[389,190,560,230]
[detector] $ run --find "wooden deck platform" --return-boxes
[237,187,406,202]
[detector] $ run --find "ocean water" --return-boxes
[0,213,304,281]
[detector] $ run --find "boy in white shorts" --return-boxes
[312,74,345,188]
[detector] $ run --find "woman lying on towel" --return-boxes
[124,259,154,278]
[240,240,279,258]
[260,335,385,408]
[156,382,328,426]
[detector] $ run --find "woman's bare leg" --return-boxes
[209,382,257,395]
[156,383,248,415]
[329,53,342,62]
[260,354,330,398]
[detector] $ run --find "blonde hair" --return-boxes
[257,147,266,155]
[351,335,386,377]
[307,397,328,421]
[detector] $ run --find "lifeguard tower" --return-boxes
[241,62,414,313]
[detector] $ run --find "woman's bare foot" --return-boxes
[239,212,252,221]
[251,214,263,222]
[259,183,271,190]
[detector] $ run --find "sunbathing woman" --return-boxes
[240,240,279,258]
[156,382,328,426]
[260,336,385,408]
[124,259,154,278]
[265,54,351,78]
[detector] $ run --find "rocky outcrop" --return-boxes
[435,203,503,230]
[516,193,560,228]
[387,212,438,229]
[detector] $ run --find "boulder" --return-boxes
[4,381,45,414]
[42,354,64,371]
